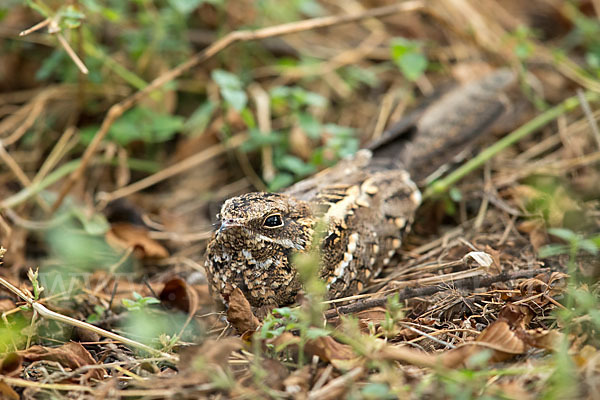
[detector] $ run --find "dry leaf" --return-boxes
[305,336,356,363]
[106,222,169,259]
[0,381,19,400]
[159,277,199,316]
[0,352,22,377]
[20,342,104,381]
[329,307,387,332]
[227,288,260,334]
[517,219,547,252]
[440,304,534,367]
[179,338,242,372]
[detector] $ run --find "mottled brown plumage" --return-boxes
[205,69,516,308]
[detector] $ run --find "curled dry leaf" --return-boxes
[0,352,22,377]
[227,287,260,334]
[522,328,563,351]
[517,219,547,252]
[159,277,199,316]
[179,338,242,373]
[106,222,169,259]
[328,307,387,332]
[304,335,356,363]
[0,382,18,400]
[440,304,536,367]
[463,251,494,268]
[268,332,357,369]
[19,342,104,382]
[519,272,567,307]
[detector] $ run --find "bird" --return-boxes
[205,69,516,308]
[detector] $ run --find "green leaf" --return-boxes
[241,128,281,152]
[361,383,396,400]
[268,173,294,191]
[547,228,578,242]
[240,108,256,129]
[90,107,184,146]
[60,5,85,29]
[272,307,292,318]
[221,87,248,111]
[212,69,241,87]
[168,0,203,14]
[397,52,427,81]
[390,38,428,81]
[212,69,248,111]
[72,208,110,235]
[184,101,215,136]
[277,155,316,177]
[297,112,322,139]
[306,327,329,339]
[579,239,599,255]
[538,244,570,258]
[449,187,462,202]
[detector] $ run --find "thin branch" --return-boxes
[19,18,51,36]
[56,32,89,75]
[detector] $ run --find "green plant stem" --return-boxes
[423,90,600,199]
[83,42,149,90]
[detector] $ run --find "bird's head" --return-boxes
[215,192,314,252]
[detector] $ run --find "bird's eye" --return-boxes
[263,214,283,228]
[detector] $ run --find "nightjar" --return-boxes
[205,69,516,308]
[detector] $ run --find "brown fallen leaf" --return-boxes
[178,338,242,374]
[304,335,356,363]
[440,304,534,367]
[517,219,547,253]
[159,277,199,316]
[518,272,568,308]
[106,222,169,259]
[227,287,260,334]
[0,352,22,377]
[20,342,104,382]
[0,381,19,400]
[328,307,387,333]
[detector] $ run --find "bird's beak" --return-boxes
[217,219,243,234]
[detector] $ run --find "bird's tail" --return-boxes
[369,68,517,182]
